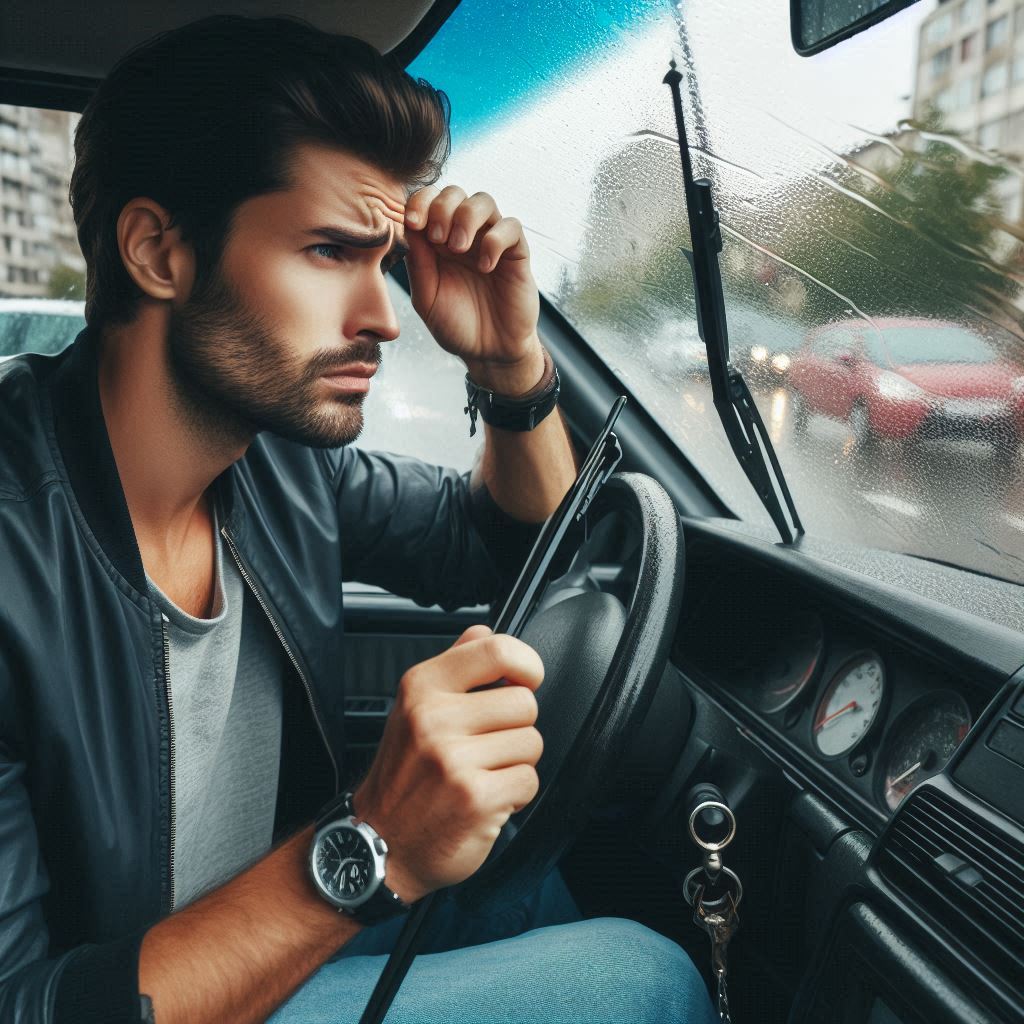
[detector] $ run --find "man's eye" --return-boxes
[311,243,345,261]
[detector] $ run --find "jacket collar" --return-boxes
[46,326,236,594]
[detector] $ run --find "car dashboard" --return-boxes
[658,519,1024,1023]
[675,555,988,834]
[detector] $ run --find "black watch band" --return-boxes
[464,360,560,437]
[314,789,357,830]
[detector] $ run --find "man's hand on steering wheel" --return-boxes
[351,625,545,905]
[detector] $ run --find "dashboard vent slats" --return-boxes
[877,787,1024,1009]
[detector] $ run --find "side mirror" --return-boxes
[791,0,919,56]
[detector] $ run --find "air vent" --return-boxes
[877,787,1024,1008]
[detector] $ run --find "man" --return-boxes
[0,14,713,1024]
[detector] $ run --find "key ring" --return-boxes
[684,865,743,909]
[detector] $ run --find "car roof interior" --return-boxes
[0,0,456,108]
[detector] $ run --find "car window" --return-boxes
[412,0,1024,585]
[815,329,859,359]
[0,102,476,471]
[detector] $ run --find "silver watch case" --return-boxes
[309,816,389,912]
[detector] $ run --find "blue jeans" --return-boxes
[269,870,716,1024]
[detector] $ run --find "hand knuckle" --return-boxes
[529,727,544,762]
[513,686,538,724]
[520,765,540,803]
[451,773,482,815]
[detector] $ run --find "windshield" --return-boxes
[412,0,1024,585]
[873,325,998,365]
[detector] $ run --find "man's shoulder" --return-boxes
[0,353,63,503]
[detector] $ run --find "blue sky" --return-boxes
[408,0,667,142]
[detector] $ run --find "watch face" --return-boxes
[314,825,373,904]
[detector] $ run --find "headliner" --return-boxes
[1,0,455,108]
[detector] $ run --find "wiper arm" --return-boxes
[663,60,803,545]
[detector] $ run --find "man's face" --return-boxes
[167,142,408,448]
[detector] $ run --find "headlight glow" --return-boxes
[771,353,791,372]
[750,345,768,362]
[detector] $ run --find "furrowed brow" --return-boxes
[306,225,409,259]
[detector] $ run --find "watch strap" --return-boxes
[464,349,561,437]
[314,789,355,830]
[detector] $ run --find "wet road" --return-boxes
[747,382,1024,585]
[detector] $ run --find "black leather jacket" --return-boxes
[0,328,533,1023]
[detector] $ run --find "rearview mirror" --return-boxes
[791,0,921,56]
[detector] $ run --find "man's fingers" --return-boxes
[462,726,544,771]
[404,185,440,229]
[451,624,492,649]
[459,684,539,734]
[476,217,528,273]
[485,763,541,816]
[405,633,544,695]
[447,192,501,254]
[420,184,467,246]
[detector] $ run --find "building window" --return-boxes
[959,0,981,23]
[982,59,1009,94]
[926,10,955,43]
[986,14,1009,48]
[979,118,1004,150]
[932,46,954,77]
[961,32,978,59]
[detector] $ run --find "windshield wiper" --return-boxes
[663,59,803,545]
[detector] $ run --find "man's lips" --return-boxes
[319,363,379,393]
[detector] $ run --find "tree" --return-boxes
[47,263,85,301]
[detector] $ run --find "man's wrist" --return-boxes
[348,789,428,905]
[464,337,547,397]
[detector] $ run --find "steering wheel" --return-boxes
[451,471,685,914]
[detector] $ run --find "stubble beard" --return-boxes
[166,264,381,449]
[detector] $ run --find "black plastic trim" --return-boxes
[343,586,488,635]
[0,65,97,112]
[390,0,461,66]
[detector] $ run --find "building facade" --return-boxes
[0,104,84,299]
[914,0,1024,220]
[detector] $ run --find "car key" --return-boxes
[694,889,739,1024]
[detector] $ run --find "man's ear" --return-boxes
[115,198,195,304]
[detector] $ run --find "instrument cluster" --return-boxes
[677,572,980,818]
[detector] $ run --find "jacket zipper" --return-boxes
[220,526,340,793]
[160,618,177,911]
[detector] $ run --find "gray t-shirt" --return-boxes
[147,503,285,909]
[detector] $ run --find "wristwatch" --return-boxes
[308,791,413,925]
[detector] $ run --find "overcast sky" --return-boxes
[416,0,934,289]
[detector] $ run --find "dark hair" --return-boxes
[70,15,451,327]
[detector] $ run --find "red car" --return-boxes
[787,318,1024,451]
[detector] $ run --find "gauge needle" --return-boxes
[889,761,922,789]
[815,700,858,732]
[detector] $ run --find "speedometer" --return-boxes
[881,693,972,812]
[812,652,885,758]
[754,611,825,714]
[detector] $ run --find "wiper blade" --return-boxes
[663,60,803,545]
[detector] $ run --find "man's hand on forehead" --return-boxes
[400,185,542,387]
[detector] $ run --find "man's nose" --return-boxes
[350,268,401,344]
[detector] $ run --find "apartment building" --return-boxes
[0,104,84,298]
[914,0,1024,219]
